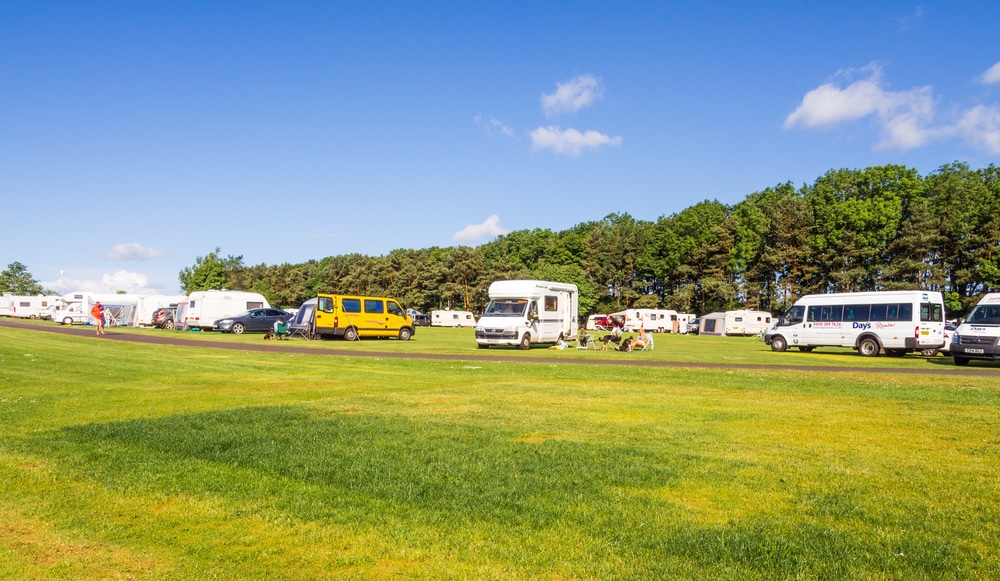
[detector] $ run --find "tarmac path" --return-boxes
[2,318,997,377]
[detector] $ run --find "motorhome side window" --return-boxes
[544,296,558,311]
[364,300,384,314]
[342,299,361,313]
[189,300,197,308]
[920,303,943,322]
[318,297,334,313]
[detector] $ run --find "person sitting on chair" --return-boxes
[274,319,289,340]
[633,327,649,350]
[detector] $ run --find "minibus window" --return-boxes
[342,299,361,313]
[364,300,384,314]
[843,304,870,322]
[920,303,942,322]
[318,297,333,313]
[898,304,913,321]
[870,304,888,321]
[782,306,804,326]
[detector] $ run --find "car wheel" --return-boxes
[770,335,787,352]
[62,317,73,325]
[344,327,359,341]
[398,327,412,341]
[232,323,245,334]
[858,337,880,357]
[164,320,174,330]
[954,356,970,366]
[519,333,531,350]
[921,348,938,357]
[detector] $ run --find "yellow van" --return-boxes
[314,294,415,341]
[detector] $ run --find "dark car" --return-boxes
[151,307,177,329]
[214,308,292,334]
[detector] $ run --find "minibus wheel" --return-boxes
[858,337,880,357]
[770,335,787,352]
[398,327,412,341]
[344,327,359,341]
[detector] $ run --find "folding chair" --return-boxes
[640,334,655,351]
[576,335,596,350]
[274,320,289,340]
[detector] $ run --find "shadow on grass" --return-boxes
[13,406,975,579]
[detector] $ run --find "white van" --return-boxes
[431,310,476,327]
[765,291,945,356]
[183,290,270,331]
[475,280,578,349]
[951,293,1000,365]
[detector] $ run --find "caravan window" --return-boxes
[246,301,264,310]
[544,296,558,311]
[341,298,361,313]
[364,300,384,314]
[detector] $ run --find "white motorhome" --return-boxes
[951,293,1000,365]
[182,290,270,331]
[431,310,476,327]
[615,308,680,333]
[5,295,64,319]
[475,280,578,349]
[55,292,142,326]
[764,291,945,357]
[699,310,772,336]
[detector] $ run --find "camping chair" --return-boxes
[274,320,289,340]
[640,333,655,351]
[576,335,596,350]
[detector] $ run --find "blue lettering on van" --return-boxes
[852,322,871,330]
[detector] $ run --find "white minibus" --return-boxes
[765,291,946,357]
[951,293,1000,365]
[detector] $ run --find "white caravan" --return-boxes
[615,308,680,333]
[951,293,1000,365]
[765,290,945,357]
[182,290,270,331]
[4,295,64,319]
[475,280,578,349]
[585,314,610,331]
[55,292,141,326]
[700,310,772,336]
[431,310,476,327]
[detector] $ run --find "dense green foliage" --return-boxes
[0,262,50,295]
[186,162,999,316]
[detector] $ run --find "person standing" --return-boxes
[90,301,105,335]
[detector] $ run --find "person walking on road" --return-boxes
[90,301,106,335]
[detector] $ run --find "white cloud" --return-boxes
[950,105,1000,154]
[474,114,514,138]
[102,242,165,261]
[530,126,623,157]
[453,215,509,245]
[541,74,603,117]
[982,61,1000,85]
[784,64,936,150]
[44,270,161,294]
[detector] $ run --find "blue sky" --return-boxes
[2,1,998,295]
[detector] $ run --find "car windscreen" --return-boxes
[483,299,527,317]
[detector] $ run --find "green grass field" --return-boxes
[1,324,998,579]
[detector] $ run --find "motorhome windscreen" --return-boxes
[968,305,1000,325]
[484,299,528,316]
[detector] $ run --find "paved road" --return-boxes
[2,318,996,376]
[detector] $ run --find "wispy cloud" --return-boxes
[981,61,1000,85]
[453,215,508,245]
[44,270,161,294]
[102,242,166,261]
[541,74,603,118]
[474,114,514,138]
[784,63,1000,154]
[530,126,622,157]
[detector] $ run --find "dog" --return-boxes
[264,329,275,340]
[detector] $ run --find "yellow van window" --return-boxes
[342,299,361,313]
[318,297,334,313]
[364,299,384,314]
[387,301,403,317]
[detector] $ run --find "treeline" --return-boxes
[182,162,1000,317]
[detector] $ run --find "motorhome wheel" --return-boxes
[519,334,531,350]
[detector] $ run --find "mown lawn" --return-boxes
[0,325,998,579]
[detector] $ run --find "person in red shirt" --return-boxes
[90,302,105,335]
